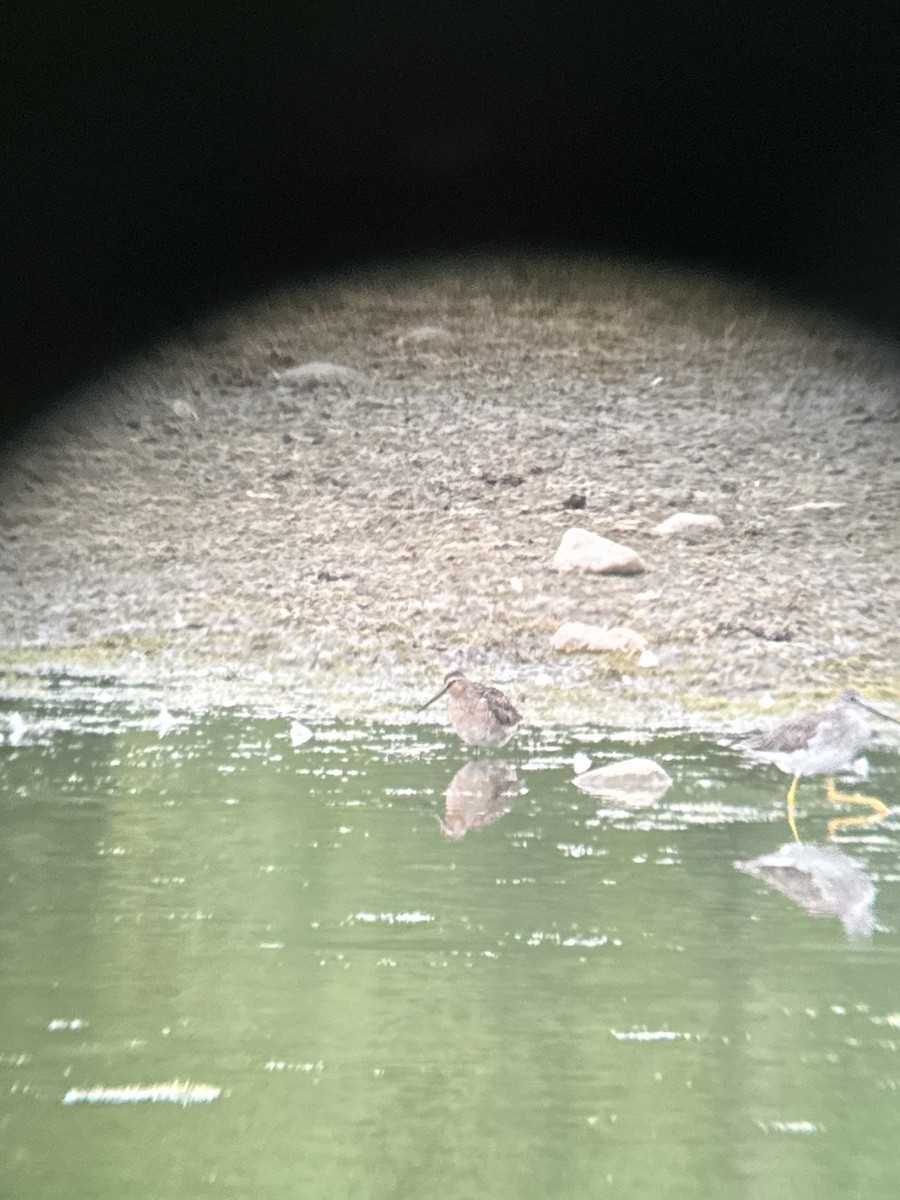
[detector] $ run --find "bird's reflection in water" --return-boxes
[735,842,877,939]
[441,760,525,839]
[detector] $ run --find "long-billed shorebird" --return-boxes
[417,669,522,748]
[740,689,899,840]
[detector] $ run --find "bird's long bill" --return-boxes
[417,683,450,713]
[859,699,900,726]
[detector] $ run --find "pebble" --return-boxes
[289,720,314,747]
[150,705,177,737]
[651,512,724,537]
[272,362,364,390]
[552,527,647,574]
[170,398,199,421]
[5,712,26,746]
[396,325,453,346]
[550,622,647,654]
[785,500,846,513]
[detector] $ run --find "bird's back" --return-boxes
[741,701,870,776]
[448,680,522,747]
[743,710,825,757]
[475,681,522,727]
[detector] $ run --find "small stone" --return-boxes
[573,758,673,805]
[6,712,26,746]
[550,622,647,654]
[272,362,364,391]
[289,720,314,747]
[397,325,453,345]
[562,493,587,510]
[480,472,524,487]
[151,705,177,737]
[637,648,660,668]
[552,527,647,574]
[850,756,870,779]
[651,512,724,537]
[170,398,199,421]
[785,500,846,513]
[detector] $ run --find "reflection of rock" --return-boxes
[442,760,524,839]
[735,842,876,938]
[573,757,673,806]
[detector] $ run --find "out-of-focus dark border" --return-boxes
[5,3,899,436]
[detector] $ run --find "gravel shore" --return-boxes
[2,256,899,730]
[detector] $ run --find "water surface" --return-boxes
[2,700,899,1198]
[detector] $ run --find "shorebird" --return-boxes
[740,689,899,840]
[417,669,522,748]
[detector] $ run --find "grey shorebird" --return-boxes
[740,689,899,840]
[418,669,522,748]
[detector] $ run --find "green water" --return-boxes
[2,700,899,1199]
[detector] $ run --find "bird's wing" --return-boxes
[742,710,824,755]
[480,685,522,726]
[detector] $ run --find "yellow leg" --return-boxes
[827,812,886,840]
[824,776,889,841]
[785,775,801,844]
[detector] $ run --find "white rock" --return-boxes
[290,721,314,747]
[651,512,724,537]
[397,325,452,345]
[6,712,26,746]
[572,752,593,775]
[550,621,647,654]
[637,648,660,668]
[785,500,846,513]
[151,705,179,737]
[272,362,364,390]
[552,528,647,574]
[573,757,673,805]
[170,398,199,421]
[850,756,870,780]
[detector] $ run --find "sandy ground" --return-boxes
[1,256,899,730]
